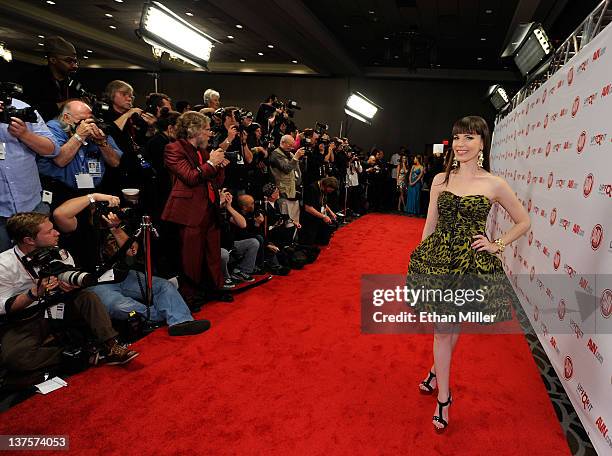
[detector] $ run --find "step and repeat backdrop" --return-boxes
[489,23,612,455]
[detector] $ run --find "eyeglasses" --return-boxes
[58,57,78,64]
[117,90,134,99]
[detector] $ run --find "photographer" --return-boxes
[0,212,138,377]
[303,136,336,186]
[0,88,59,252]
[200,89,220,115]
[52,194,211,336]
[162,112,228,304]
[212,107,253,194]
[100,80,156,193]
[21,36,81,121]
[219,191,258,289]
[145,93,172,120]
[245,122,271,200]
[38,100,122,208]
[270,135,305,228]
[301,177,339,246]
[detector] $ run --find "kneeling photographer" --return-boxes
[301,177,339,246]
[53,193,211,337]
[0,212,138,381]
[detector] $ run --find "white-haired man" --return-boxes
[269,135,305,227]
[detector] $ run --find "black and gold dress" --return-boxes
[407,190,517,322]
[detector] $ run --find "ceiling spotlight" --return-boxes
[105,13,113,18]
[503,22,552,76]
[368,10,375,14]
[477,56,483,60]
[487,84,510,110]
[481,37,486,41]
[227,35,234,39]
[267,44,274,49]
[46,1,56,4]
[115,0,123,2]
[137,1,218,69]
[383,36,389,40]
[257,52,264,56]
[185,12,194,17]
[86,49,93,53]
[38,35,45,39]
[343,24,349,28]
[0,43,13,62]
[109,25,117,29]
[394,55,399,59]
[291,60,298,63]
[236,24,243,29]
[485,9,493,14]
[239,58,245,62]
[38,42,44,46]
[345,92,381,125]
[83,55,89,59]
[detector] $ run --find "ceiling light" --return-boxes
[257,52,264,56]
[185,12,194,17]
[368,10,375,14]
[343,24,349,28]
[38,42,44,46]
[236,24,243,29]
[115,0,123,2]
[487,84,510,110]
[0,43,12,62]
[383,36,389,40]
[345,92,380,125]
[267,44,274,49]
[227,35,234,39]
[137,1,217,69]
[485,9,493,14]
[86,49,93,53]
[481,37,486,41]
[46,1,55,4]
[477,57,483,60]
[291,60,298,63]
[394,55,399,59]
[105,13,113,18]
[83,55,89,59]
[109,25,117,29]
[239,58,245,62]
[38,34,45,39]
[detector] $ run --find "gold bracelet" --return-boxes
[493,238,506,253]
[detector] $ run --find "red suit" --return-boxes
[162,139,225,296]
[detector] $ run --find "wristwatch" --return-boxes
[87,194,96,205]
[73,133,85,144]
[493,238,506,253]
[206,159,216,168]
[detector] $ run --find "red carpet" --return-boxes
[0,214,570,455]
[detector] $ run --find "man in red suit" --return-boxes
[162,112,233,303]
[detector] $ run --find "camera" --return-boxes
[67,79,111,130]
[0,82,38,124]
[314,122,328,135]
[94,201,135,223]
[21,247,97,289]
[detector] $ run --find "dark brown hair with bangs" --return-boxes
[441,115,491,185]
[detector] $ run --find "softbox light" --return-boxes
[137,1,217,69]
[344,92,381,125]
[502,22,552,76]
[487,85,510,111]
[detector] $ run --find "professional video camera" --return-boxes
[21,246,97,289]
[272,99,301,118]
[0,82,38,124]
[314,121,328,135]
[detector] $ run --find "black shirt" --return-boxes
[21,66,80,121]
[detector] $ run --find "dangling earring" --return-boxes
[452,156,458,169]
[477,150,484,168]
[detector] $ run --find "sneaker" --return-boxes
[168,319,211,336]
[104,342,139,365]
[223,278,236,289]
[232,270,255,282]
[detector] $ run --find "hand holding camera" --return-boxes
[227,125,239,142]
[209,148,225,166]
[294,148,306,160]
[75,118,97,139]
[7,116,30,139]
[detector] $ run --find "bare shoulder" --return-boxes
[432,172,447,185]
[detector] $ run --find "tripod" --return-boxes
[132,215,159,321]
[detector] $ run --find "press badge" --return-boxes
[45,303,65,320]
[87,160,102,176]
[75,173,94,189]
[0,142,6,160]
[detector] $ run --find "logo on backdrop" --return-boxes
[577,130,587,153]
[558,299,566,320]
[584,174,594,197]
[542,88,548,103]
[550,207,557,226]
[548,172,554,189]
[546,140,552,157]
[534,305,539,321]
[544,114,549,129]
[591,225,604,250]
[601,289,612,319]
[529,230,534,246]
[572,96,580,117]
[564,356,573,380]
[554,250,561,270]
[568,66,574,85]
[528,199,532,213]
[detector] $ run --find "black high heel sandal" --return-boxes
[419,371,437,394]
[433,392,452,433]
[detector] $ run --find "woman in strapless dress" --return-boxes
[406,116,531,432]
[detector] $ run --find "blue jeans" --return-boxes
[89,270,193,326]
